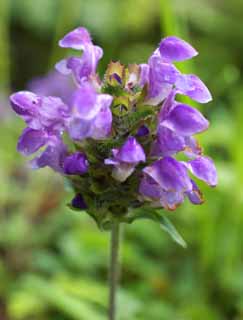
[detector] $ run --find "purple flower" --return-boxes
[9,25,217,218]
[68,82,113,140]
[151,91,207,157]
[63,152,89,175]
[56,27,103,84]
[141,37,212,106]
[105,137,146,182]
[140,156,216,210]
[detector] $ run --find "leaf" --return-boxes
[126,207,187,248]
[159,216,187,248]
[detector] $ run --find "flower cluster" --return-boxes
[10,27,217,226]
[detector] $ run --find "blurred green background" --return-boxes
[0,0,243,319]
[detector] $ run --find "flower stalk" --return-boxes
[109,221,122,320]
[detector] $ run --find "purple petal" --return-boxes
[159,36,198,62]
[10,91,39,116]
[186,180,204,204]
[160,190,184,210]
[143,157,192,192]
[116,137,146,163]
[183,136,202,157]
[55,59,72,75]
[158,89,177,121]
[59,27,92,50]
[185,156,217,187]
[139,174,185,210]
[31,139,67,173]
[68,117,92,140]
[162,103,209,136]
[39,96,70,131]
[68,93,112,141]
[71,194,87,209]
[63,152,89,175]
[17,128,47,156]
[139,175,162,201]
[72,83,99,119]
[138,64,149,87]
[151,126,185,157]
[176,74,212,103]
[149,55,180,84]
[111,163,136,182]
[90,102,112,139]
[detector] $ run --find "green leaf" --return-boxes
[126,207,187,248]
[159,216,187,248]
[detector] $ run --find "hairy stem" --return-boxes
[108,222,122,320]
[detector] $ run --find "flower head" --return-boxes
[10,26,217,229]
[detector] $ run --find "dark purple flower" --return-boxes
[68,82,113,140]
[105,137,145,182]
[56,27,103,84]
[63,152,89,175]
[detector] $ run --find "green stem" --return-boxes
[108,222,122,320]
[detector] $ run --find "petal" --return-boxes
[143,157,192,192]
[68,117,92,140]
[146,82,172,106]
[17,128,47,156]
[151,126,185,157]
[162,103,209,136]
[63,152,89,175]
[55,59,72,75]
[116,137,146,163]
[186,180,204,204]
[139,175,162,200]
[59,27,92,50]
[111,163,136,182]
[138,63,149,87]
[159,36,198,62]
[185,156,218,187]
[31,139,67,173]
[183,136,202,157]
[90,103,112,139]
[72,83,99,120]
[39,96,70,131]
[10,91,39,118]
[176,74,212,103]
[160,190,184,210]
[149,55,180,84]
[158,89,177,121]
